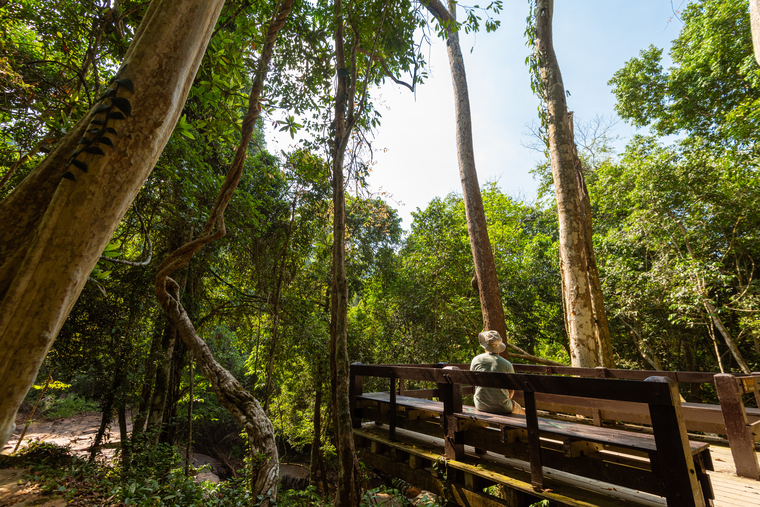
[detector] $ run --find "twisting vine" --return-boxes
[524,0,548,148]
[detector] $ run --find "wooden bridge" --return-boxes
[350,363,760,507]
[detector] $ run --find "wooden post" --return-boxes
[715,373,760,479]
[350,363,363,429]
[390,375,397,441]
[646,376,706,507]
[439,366,463,460]
[523,390,544,491]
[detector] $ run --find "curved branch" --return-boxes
[356,47,415,92]
[506,341,564,366]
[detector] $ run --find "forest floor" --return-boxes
[1,412,432,507]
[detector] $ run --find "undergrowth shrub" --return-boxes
[40,393,99,419]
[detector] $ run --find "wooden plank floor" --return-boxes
[358,423,760,506]
[705,445,760,507]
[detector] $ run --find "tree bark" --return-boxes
[535,0,598,367]
[146,319,178,435]
[568,114,614,367]
[751,0,760,66]
[0,0,226,450]
[330,2,361,506]
[424,0,508,349]
[309,363,326,490]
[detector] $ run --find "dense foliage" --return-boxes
[1,0,758,503]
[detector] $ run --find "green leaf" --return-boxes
[107,112,126,120]
[104,127,118,135]
[96,137,114,147]
[77,137,92,145]
[62,171,76,181]
[337,68,349,78]
[85,146,105,155]
[110,97,132,117]
[93,104,110,114]
[70,159,88,172]
[114,78,135,94]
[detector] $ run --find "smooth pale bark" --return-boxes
[155,1,295,502]
[535,0,598,367]
[425,0,508,347]
[751,0,760,66]
[330,2,361,506]
[0,0,226,449]
[568,114,614,367]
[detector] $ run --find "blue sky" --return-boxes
[365,1,689,228]
[268,1,691,229]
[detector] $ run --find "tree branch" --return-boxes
[506,341,564,366]
[356,47,415,92]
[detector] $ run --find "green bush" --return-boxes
[41,393,99,419]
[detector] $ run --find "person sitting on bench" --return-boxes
[470,331,525,415]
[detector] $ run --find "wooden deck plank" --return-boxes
[358,424,760,507]
[706,444,760,507]
[356,424,666,507]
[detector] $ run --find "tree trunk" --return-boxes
[330,2,361,506]
[568,114,614,367]
[118,403,130,473]
[535,0,598,367]
[184,352,194,477]
[0,0,226,449]
[159,287,279,504]
[425,0,508,349]
[146,319,178,436]
[131,326,161,438]
[264,195,298,412]
[309,363,325,490]
[751,0,760,66]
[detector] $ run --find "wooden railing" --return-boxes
[380,363,760,479]
[350,363,712,507]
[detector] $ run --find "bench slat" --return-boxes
[359,392,709,455]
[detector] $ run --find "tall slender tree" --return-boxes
[423,0,509,348]
[532,0,604,367]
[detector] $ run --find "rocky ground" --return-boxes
[1,413,437,506]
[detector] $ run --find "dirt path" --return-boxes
[2,413,127,459]
[0,468,66,507]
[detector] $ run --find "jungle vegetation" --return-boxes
[0,0,758,505]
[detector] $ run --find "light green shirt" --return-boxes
[470,352,514,414]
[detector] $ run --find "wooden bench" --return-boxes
[495,365,760,480]
[401,364,760,479]
[350,364,714,507]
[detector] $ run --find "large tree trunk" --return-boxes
[330,2,361,506]
[568,114,614,367]
[0,0,226,449]
[535,0,598,367]
[155,2,295,503]
[425,0,508,348]
[751,0,760,66]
